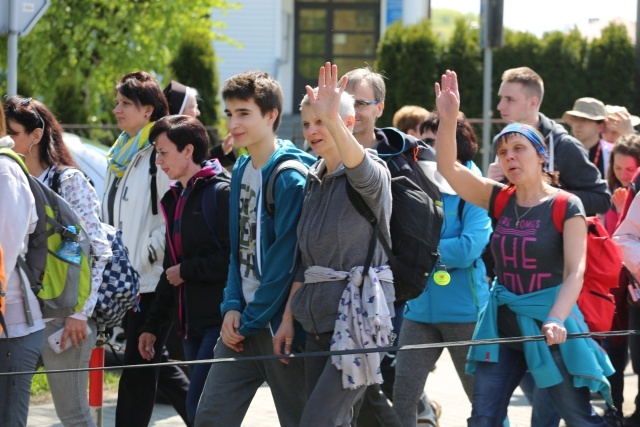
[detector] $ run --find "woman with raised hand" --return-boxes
[434,70,612,427]
[274,62,394,427]
[4,96,110,427]
[103,71,189,426]
[138,115,230,425]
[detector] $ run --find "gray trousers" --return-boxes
[194,328,306,427]
[41,318,98,427]
[300,332,367,427]
[393,319,476,427]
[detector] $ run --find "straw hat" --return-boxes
[605,105,640,127]
[563,97,607,123]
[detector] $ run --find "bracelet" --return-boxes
[543,317,565,327]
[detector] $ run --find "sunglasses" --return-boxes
[19,97,46,133]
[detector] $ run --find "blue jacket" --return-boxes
[405,161,491,324]
[467,284,614,405]
[221,140,316,340]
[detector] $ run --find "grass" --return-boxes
[30,367,121,404]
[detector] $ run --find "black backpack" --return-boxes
[347,132,444,302]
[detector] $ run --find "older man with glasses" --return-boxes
[342,67,440,427]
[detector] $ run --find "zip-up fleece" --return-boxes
[141,161,230,337]
[102,144,171,294]
[221,139,316,341]
[405,161,492,324]
[289,150,393,335]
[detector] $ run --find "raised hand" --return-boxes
[434,70,461,121]
[305,62,346,121]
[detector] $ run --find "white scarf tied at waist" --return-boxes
[304,265,394,389]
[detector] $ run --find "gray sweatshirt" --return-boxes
[289,149,393,335]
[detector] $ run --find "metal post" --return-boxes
[482,47,493,175]
[89,346,105,427]
[7,0,18,96]
[481,0,494,175]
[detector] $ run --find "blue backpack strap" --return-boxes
[202,181,229,245]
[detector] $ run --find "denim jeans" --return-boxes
[520,371,561,427]
[183,326,221,425]
[469,344,608,427]
[41,318,98,427]
[0,328,44,427]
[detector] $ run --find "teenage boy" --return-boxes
[194,71,315,427]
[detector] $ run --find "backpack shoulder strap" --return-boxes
[149,149,158,215]
[492,185,516,220]
[552,191,571,233]
[458,199,466,222]
[202,180,229,244]
[264,159,309,218]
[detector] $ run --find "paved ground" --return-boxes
[28,348,637,426]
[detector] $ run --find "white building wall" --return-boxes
[212,0,296,114]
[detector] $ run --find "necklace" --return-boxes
[514,203,535,227]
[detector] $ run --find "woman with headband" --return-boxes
[434,70,613,427]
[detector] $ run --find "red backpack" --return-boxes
[494,187,623,332]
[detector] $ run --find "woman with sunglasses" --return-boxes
[392,111,492,427]
[0,101,45,426]
[103,71,189,427]
[4,96,110,426]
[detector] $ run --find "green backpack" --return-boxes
[0,148,91,323]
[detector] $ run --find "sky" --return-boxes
[431,0,638,38]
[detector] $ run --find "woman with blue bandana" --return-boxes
[434,70,613,427]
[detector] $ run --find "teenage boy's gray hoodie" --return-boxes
[289,149,394,336]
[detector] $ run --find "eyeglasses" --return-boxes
[20,97,45,133]
[422,137,435,146]
[354,99,380,109]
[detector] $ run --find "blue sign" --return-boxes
[387,0,403,26]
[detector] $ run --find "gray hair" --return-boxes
[343,67,386,102]
[299,88,355,119]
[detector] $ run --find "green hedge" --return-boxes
[375,21,638,125]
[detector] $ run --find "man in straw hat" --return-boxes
[563,97,613,178]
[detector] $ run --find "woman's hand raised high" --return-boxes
[434,70,461,121]
[305,62,346,122]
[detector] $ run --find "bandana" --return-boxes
[496,123,549,171]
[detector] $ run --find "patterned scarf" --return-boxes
[107,122,155,178]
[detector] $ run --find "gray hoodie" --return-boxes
[290,149,393,335]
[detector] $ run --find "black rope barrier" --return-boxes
[2,329,638,377]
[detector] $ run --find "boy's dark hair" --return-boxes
[116,71,169,122]
[150,115,209,165]
[421,111,478,164]
[221,71,284,132]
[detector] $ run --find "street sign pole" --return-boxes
[8,32,18,96]
[2,0,51,96]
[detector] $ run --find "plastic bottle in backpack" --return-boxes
[57,226,81,264]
